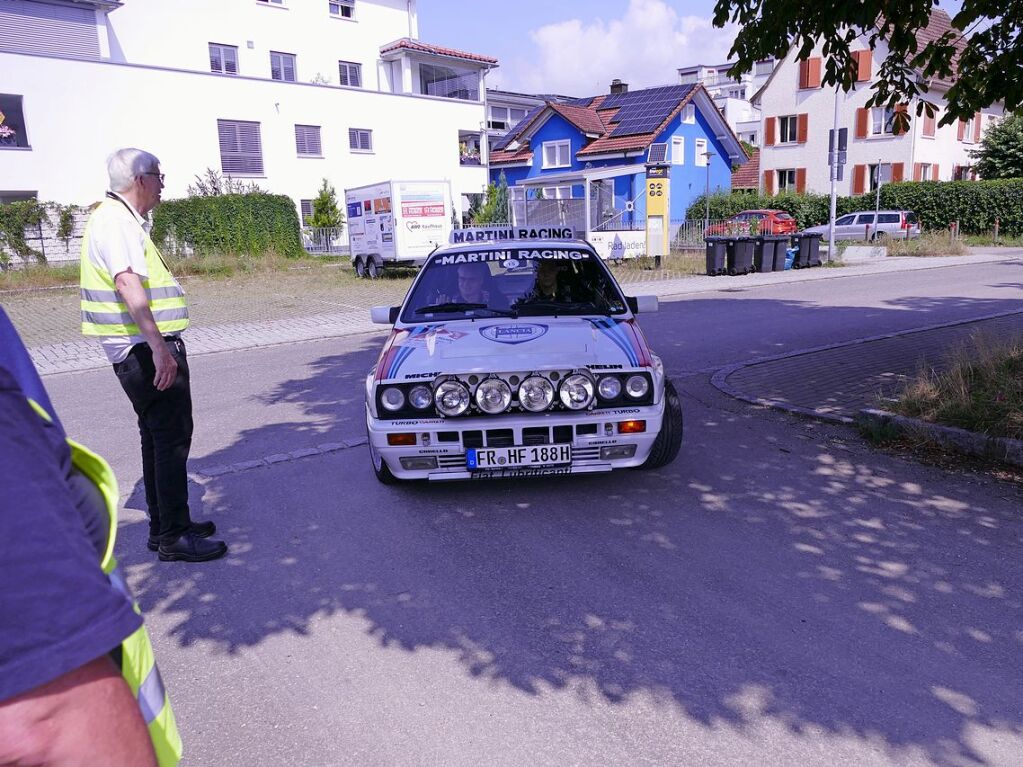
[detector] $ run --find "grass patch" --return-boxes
[960,234,1023,247]
[0,263,80,290]
[888,331,1023,440]
[884,231,969,257]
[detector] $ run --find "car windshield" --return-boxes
[401,246,629,322]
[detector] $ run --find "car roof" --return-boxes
[843,210,913,215]
[431,238,594,257]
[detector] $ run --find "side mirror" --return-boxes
[370,306,399,324]
[627,295,658,314]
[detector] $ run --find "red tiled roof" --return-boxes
[549,103,606,135]
[489,147,533,165]
[910,9,967,86]
[732,149,759,189]
[379,38,497,65]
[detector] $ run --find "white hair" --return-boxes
[107,148,160,193]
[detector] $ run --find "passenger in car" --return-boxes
[521,260,574,303]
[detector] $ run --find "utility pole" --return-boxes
[827,88,843,263]
[703,150,716,232]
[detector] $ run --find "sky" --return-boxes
[418,0,738,98]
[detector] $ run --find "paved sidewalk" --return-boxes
[8,251,1017,376]
[713,310,1023,424]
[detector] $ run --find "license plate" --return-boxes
[467,445,572,470]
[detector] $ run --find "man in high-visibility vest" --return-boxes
[0,307,183,766]
[80,147,227,562]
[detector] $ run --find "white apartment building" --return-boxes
[753,11,1003,196]
[0,0,497,218]
[677,59,774,146]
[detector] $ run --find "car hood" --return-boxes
[374,316,652,381]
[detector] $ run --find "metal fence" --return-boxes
[302,227,348,256]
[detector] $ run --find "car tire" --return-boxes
[639,378,683,470]
[367,258,381,279]
[354,257,366,278]
[872,231,888,242]
[369,437,399,484]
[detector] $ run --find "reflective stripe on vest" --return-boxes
[80,199,189,338]
[27,398,183,766]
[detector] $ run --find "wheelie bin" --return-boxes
[790,233,810,268]
[726,236,755,275]
[704,236,727,275]
[803,232,823,267]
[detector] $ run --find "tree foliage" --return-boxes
[187,168,265,197]
[310,178,344,229]
[713,0,1022,127]
[969,113,1023,180]
[469,173,510,224]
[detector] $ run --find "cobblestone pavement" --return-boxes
[715,310,1023,423]
[2,252,1016,376]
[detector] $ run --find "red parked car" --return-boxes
[704,209,798,236]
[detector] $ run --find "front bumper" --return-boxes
[366,403,664,481]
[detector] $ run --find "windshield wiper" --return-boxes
[414,302,517,317]
[514,300,601,314]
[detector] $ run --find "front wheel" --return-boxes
[639,379,683,469]
[369,438,399,484]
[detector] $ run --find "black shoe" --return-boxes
[158,532,228,563]
[148,520,216,551]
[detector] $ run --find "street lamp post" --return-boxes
[703,150,716,232]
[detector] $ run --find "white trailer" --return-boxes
[345,180,453,278]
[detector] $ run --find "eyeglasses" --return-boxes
[142,172,165,183]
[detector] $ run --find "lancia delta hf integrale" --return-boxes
[365,227,683,482]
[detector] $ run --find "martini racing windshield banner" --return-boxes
[450,226,576,243]
[434,248,592,265]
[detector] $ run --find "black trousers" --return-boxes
[112,336,193,541]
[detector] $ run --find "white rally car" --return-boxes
[365,227,682,482]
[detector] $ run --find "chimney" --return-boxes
[610,79,629,95]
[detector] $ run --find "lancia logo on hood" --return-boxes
[480,323,548,345]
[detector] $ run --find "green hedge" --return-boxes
[689,179,1023,235]
[152,193,303,258]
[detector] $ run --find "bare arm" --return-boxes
[114,269,177,391]
[0,655,157,767]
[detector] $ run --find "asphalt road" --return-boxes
[44,260,1023,766]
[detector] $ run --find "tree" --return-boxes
[469,173,510,224]
[970,113,1023,179]
[310,178,344,229]
[713,1,1022,127]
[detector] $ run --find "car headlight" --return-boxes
[597,375,622,400]
[624,374,649,399]
[518,376,555,412]
[434,380,470,416]
[380,387,405,411]
[559,373,594,410]
[408,385,433,410]
[475,378,512,414]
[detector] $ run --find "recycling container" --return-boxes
[704,236,727,276]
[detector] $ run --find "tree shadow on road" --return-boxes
[117,295,1023,765]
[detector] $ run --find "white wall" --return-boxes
[1,50,488,206]
[757,43,1002,194]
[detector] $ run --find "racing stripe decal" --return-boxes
[619,319,652,366]
[589,318,638,366]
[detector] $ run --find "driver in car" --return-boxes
[437,263,493,305]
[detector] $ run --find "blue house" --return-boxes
[488,81,747,239]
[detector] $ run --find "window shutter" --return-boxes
[856,50,872,82]
[798,59,808,89]
[295,125,322,155]
[764,170,774,196]
[957,119,966,141]
[932,164,939,181]
[855,108,869,139]
[797,113,808,143]
[974,112,982,142]
[923,112,935,137]
[765,117,776,146]
[796,167,807,193]
[891,163,904,182]
[807,57,822,88]
[853,164,866,194]
[913,163,922,182]
[892,104,908,136]
[217,119,263,175]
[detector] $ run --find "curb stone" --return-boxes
[856,408,1023,468]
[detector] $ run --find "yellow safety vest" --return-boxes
[28,399,183,766]
[80,199,189,337]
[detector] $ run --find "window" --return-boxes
[337,61,362,87]
[755,60,775,76]
[295,124,322,156]
[876,213,900,224]
[918,163,932,180]
[349,128,372,152]
[540,186,571,199]
[300,199,313,225]
[871,106,895,135]
[329,0,354,18]
[776,169,797,192]
[778,115,798,143]
[0,94,30,149]
[487,106,528,131]
[671,136,684,165]
[855,213,875,226]
[420,63,479,101]
[682,104,695,124]
[209,43,238,75]
[270,51,296,82]
[835,214,856,226]
[217,119,263,175]
[541,140,571,169]
[868,163,891,191]
[694,138,708,166]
